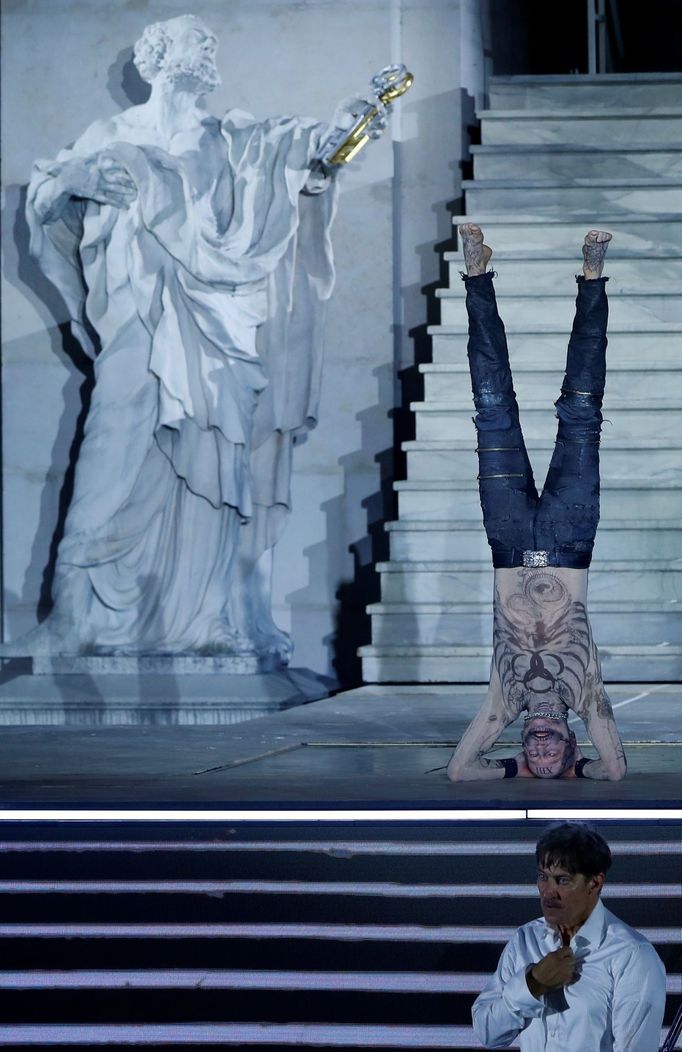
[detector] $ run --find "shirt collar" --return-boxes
[543,898,607,950]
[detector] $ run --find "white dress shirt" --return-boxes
[472,899,666,1051]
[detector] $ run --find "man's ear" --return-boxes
[590,872,606,896]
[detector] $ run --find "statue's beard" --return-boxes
[162,57,221,93]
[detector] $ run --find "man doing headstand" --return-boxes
[447,225,626,781]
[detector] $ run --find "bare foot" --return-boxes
[459,223,493,276]
[582,229,612,279]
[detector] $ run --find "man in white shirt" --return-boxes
[472,823,666,1050]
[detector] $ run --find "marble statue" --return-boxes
[8,14,373,667]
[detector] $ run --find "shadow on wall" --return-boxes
[3,184,96,632]
[106,47,151,108]
[1,49,149,636]
[296,92,475,690]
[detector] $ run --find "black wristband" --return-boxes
[574,758,594,778]
[501,757,518,779]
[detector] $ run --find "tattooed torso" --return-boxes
[492,567,606,722]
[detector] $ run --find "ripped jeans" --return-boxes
[463,271,609,569]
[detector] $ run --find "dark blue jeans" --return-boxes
[463,271,609,569]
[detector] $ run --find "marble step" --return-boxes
[488,74,682,111]
[479,108,682,147]
[449,215,682,254]
[436,289,682,327]
[402,440,682,483]
[374,560,682,604]
[444,253,682,291]
[359,643,682,684]
[429,325,682,364]
[471,144,682,181]
[419,361,682,404]
[386,518,682,563]
[412,402,682,444]
[367,600,682,648]
[395,475,682,521]
[463,179,682,217]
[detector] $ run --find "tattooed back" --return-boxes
[492,567,604,723]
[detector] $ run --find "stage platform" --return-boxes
[0,683,679,809]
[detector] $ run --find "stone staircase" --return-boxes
[361,73,682,684]
[0,820,679,1048]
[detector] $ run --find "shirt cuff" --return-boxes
[502,966,546,1018]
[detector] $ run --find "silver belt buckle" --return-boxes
[523,550,549,568]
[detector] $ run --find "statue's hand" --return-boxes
[331,94,388,140]
[57,154,138,209]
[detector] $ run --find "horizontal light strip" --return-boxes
[0,839,679,855]
[0,809,527,822]
[0,969,489,993]
[528,809,682,820]
[0,1024,671,1047]
[0,969,678,994]
[0,880,676,898]
[0,922,676,943]
[1,808,679,822]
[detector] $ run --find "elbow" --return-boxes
[446,760,465,783]
[608,752,628,781]
[471,1014,511,1050]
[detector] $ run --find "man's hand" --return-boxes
[526,943,578,998]
[56,154,138,209]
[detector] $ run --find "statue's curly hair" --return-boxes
[133,21,172,83]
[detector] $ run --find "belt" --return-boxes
[492,548,592,570]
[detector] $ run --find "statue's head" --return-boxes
[133,15,221,93]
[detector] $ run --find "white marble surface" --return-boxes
[472,146,682,180]
[488,75,682,111]
[420,361,682,404]
[360,644,682,683]
[412,403,682,443]
[464,183,682,216]
[403,442,682,483]
[0,665,333,726]
[375,559,681,605]
[440,291,682,325]
[481,111,682,147]
[449,215,682,254]
[368,602,681,648]
[395,476,682,521]
[388,520,682,563]
[430,328,682,364]
[446,256,682,290]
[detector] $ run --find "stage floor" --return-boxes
[0,683,680,808]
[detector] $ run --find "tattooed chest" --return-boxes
[493,571,598,717]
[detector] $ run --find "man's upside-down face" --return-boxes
[522,712,577,778]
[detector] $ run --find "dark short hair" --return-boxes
[535,823,612,877]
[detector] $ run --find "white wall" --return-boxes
[1,0,474,683]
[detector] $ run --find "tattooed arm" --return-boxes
[572,656,627,781]
[447,664,526,781]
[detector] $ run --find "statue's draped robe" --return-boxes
[26,110,337,652]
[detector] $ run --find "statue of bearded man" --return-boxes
[13,14,351,666]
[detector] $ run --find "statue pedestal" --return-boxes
[0,659,335,726]
[32,653,274,676]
